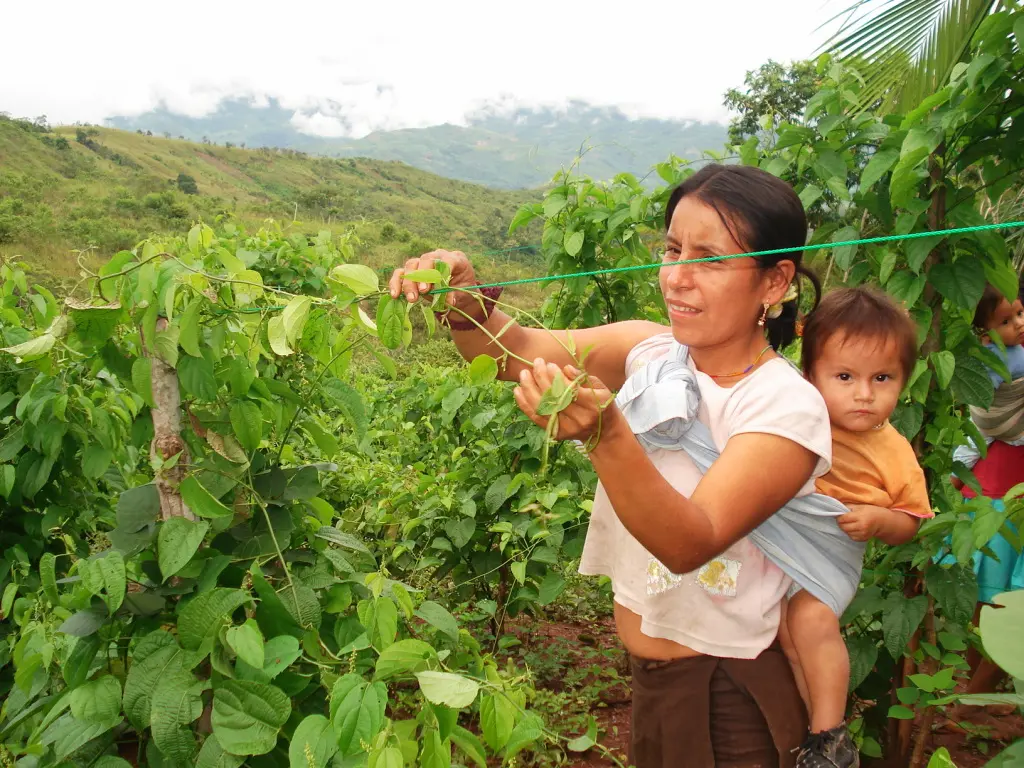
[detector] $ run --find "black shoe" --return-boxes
[794,724,860,768]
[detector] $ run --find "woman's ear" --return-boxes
[762,260,797,305]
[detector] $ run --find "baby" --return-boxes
[784,287,934,768]
[954,278,1024,470]
[975,278,1024,389]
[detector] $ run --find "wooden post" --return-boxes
[148,317,193,520]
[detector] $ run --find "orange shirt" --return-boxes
[815,423,933,518]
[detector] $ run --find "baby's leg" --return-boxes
[788,589,850,732]
[779,596,812,717]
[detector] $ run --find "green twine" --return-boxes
[216,220,1024,312]
[439,220,1024,293]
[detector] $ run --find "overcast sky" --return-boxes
[3,0,847,137]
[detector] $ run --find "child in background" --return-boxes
[954,278,1024,468]
[943,280,1024,728]
[785,287,934,768]
[975,278,1024,389]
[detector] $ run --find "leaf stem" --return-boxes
[275,337,366,464]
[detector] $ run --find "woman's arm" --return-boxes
[450,310,663,389]
[390,250,663,389]
[512,362,820,574]
[588,407,819,573]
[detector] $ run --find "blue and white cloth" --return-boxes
[613,340,865,615]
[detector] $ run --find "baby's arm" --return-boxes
[851,439,933,545]
[838,504,921,545]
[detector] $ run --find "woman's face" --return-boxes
[659,196,794,349]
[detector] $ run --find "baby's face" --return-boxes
[985,298,1024,349]
[809,333,905,432]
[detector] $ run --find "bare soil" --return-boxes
[509,618,1023,768]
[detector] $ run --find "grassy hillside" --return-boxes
[0,116,543,287]
[107,98,727,189]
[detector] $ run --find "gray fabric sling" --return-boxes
[613,339,864,615]
[969,376,1024,443]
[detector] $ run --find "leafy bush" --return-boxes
[177,173,199,196]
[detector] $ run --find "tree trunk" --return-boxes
[896,634,919,764]
[909,598,939,768]
[920,147,948,360]
[492,564,509,640]
[148,317,192,520]
[886,576,923,765]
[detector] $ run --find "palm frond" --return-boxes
[821,0,998,113]
[988,187,1024,271]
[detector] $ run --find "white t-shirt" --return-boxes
[579,333,833,659]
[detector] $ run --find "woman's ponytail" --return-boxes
[765,264,821,351]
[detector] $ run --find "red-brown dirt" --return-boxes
[505,618,1023,768]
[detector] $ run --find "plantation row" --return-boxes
[0,216,616,766]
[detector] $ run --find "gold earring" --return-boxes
[758,303,769,327]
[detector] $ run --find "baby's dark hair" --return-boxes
[802,286,919,383]
[973,275,1024,330]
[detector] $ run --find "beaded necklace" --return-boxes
[705,344,773,380]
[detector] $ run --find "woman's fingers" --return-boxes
[512,385,531,415]
[514,360,616,441]
[836,515,866,540]
[530,358,551,390]
[400,256,429,301]
[513,384,548,429]
[413,254,436,294]
[546,362,564,387]
[388,267,405,299]
[389,254,444,301]
[389,258,420,301]
[532,359,572,395]
[389,250,477,303]
[517,367,543,404]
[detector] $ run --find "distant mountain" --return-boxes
[106,98,728,189]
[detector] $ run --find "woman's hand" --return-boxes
[388,250,476,309]
[513,358,615,442]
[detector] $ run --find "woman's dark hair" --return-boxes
[801,286,919,383]
[973,275,1024,330]
[664,164,821,349]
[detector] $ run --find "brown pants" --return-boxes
[629,644,807,768]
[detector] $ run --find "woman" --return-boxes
[391,164,832,766]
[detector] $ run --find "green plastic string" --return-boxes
[216,220,1023,313]
[436,220,1024,293]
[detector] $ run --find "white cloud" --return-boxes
[1,0,843,136]
[290,111,348,138]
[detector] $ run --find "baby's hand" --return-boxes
[837,505,890,542]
